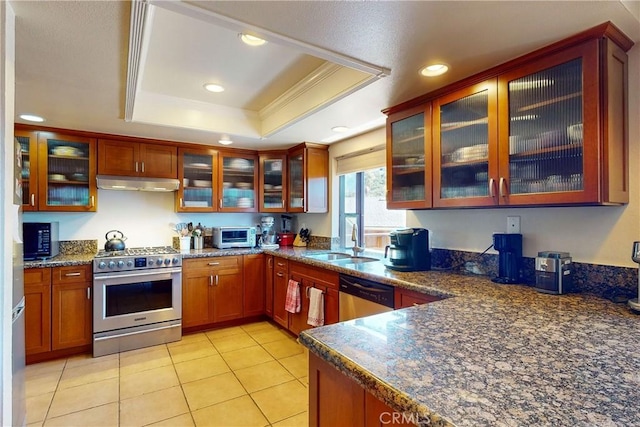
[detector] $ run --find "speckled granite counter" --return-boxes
[180,247,263,258]
[291,251,640,426]
[23,253,95,269]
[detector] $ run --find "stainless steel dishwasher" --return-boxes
[338,274,394,321]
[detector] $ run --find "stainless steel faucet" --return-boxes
[351,224,365,257]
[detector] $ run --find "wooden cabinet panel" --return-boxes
[213,270,244,323]
[287,143,329,213]
[16,129,38,211]
[52,265,91,285]
[265,255,274,317]
[177,148,218,212]
[218,152,258,212]
[52,281,92,350]
[272,258,289,328]
[243,254,265,317]
[259,152,287,212]
[98,139,177,178]
[394,287,441,309]
[182,273,212,328]
[24,269,51,356]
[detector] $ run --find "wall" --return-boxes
[319,44,640,269]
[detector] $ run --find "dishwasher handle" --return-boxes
[339,274,395,309]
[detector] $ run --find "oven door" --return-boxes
[93,268,182,333]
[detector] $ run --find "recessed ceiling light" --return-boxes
[19,114,45,122]
[239,34,267,46]
[218,137,233,146]
[419,63,449,77]
[204,83,225,93]
[332,126,349,133]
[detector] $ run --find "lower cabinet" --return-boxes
[309,352,416,427]
[25,265,92,361]
[394,287,442,309]
[182,256,244,329]
[265,255,274,317]
[243,254,265,317]
[272,257,290,328]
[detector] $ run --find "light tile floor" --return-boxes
[25,321,309,427]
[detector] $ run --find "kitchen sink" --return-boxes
[329,256,379,265]
[305,252,379,264]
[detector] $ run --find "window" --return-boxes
[339,167,406,254]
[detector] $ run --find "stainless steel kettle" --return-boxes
[104,230,127,251]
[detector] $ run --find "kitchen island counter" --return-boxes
[298,268,640,426]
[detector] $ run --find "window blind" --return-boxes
[335,144,386,175]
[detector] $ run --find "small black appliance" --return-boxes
[23,222,59,260]
[491,233,522,284]
[384,228,431,272]
[535,251,573,294]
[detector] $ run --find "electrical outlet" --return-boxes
[507,216,521,234]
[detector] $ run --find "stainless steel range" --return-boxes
[92,246,182,357]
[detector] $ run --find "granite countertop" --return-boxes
[23,253,96,269]
[293,252,640,426]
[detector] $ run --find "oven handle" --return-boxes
[95,268,182,280]
[93,323,181,341]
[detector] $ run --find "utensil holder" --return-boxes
[194,236,204,250]
[179,236,191,253]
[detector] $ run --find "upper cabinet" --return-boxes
[16,129,38,211]
[287,143,329,213]
[97,139,177,179]
[259,152,287,213]
[387,105,432,209]
[177,147,218,212]
[385,23,633,209]
[219,151,258,212]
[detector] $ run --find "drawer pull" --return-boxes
[208,262,220,266]
[64,272,82,277]
[276,272,284,277]
[276,262,285,267]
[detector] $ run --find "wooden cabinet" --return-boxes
[287,143,329,213]
[288,261,339,335]
[265,255,274,317]
[386,105,432,209]
[16,130,98,212]
[176,147,218,212]
[386,24,633,209]
[182,256,244,329]
[16,129,39,211]
[243,254,265,317]
[24,268,51,356]
[272,257,289,328]
[259,151,287,212]
[219,151,258,212]
[394,287,441,309]
[97,138,177,179]
[309,352,417,427]
[51,265,92,350]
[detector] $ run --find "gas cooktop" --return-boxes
[94,246,181,272]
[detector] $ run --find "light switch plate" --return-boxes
[507,216,521,234]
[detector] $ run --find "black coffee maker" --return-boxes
[384,228,431,272]
[492,233,522,284]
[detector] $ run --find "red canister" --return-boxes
[277,232,296,246]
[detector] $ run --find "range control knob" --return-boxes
[172,257,180,264]
[98,261,106,269]
[148,258,154,265]
[108,261,116,269]
[117,260,125,268]
[156,259,164,266]
[164,258,171,265]
[126,260,134,267]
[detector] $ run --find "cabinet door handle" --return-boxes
[277,262,285,267]
[276,272,284,277]
[208,262,220,266]
[90,196,95,207]
[209,275,213,286]
[180,197,183,208]
[65,272,81,277]
[30,193,35,206]
[141,162,145,173]
[489,178,495,198]
[215,275,219,286]
[135,162,139,172]
[282,199,285,208]
[87,287,91,300]
[219,199,222,209]
[499,177,507,198]
[301,198,304,207]
[268,258,272,268]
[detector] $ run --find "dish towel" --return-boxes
[285,279,301,313]
[307,287,325,327]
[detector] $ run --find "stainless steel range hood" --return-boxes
[96,175,180,192]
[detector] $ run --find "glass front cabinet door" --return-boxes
[15,130,38,211]
[219,153,258,212]
[433,81,498,207]
[37,132,97,211]
[497,41,604,205]
[177,148,218,212]
[386,105,431,209]
[259,153,287,212]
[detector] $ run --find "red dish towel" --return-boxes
[285,279,301,313]
[307,287,325,327]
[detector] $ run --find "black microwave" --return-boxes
[23,222,60,260]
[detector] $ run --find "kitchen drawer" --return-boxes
[184,256,241,276]
[289,261,338,290]
[24,267,51,285]
[274,257,288,272]
[52,265,92,285]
